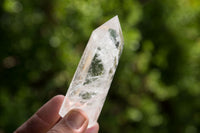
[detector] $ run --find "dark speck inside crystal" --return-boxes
[79,92,91,100]
[109,68,113,74]
[109,28,119,48]
[79,91,96,100]
[97,47,101,50]
[116,41,119,48]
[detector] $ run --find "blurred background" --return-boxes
[1,0,200,132]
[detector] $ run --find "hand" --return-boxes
[14,95,99,133]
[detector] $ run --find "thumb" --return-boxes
[48,109,88,133]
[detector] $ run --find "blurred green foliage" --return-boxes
[1,0,200,132]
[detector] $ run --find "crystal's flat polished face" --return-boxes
[59,16,124,127]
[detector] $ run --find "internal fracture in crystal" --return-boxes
[59,15,124,127]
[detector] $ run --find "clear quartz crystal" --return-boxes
[59,15,124,127]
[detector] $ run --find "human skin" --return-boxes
[14,95,99,133]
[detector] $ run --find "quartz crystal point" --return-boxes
[59,15,124,127]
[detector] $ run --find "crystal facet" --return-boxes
[59,16,124,127]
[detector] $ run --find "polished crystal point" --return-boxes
[59,15,124,127]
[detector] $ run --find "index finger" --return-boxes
[14,95,64,133]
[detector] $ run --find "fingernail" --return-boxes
[65,110,87,129]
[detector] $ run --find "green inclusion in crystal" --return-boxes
[88,53,104,76]
[79,92,91,100]
[84,52,104,85]
[109,28,119,48]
